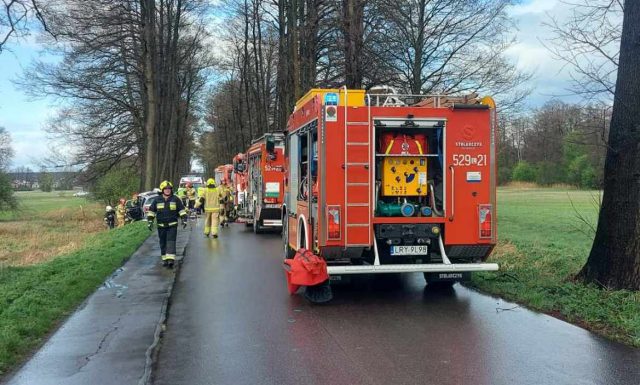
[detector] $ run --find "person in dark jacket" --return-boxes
[147,180,187,268]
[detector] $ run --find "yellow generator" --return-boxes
[379,133,428,196]
[381,156,428,196]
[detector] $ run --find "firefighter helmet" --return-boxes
[106,205,113,211]
[186,182,192,188]
[207,178,216,188]
[159,180,173,190]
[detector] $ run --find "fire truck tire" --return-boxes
[423,273,456,289]
[298,219,307,250]
[282,216,295,259]
[252,203,263,233]
[253,219,263,234]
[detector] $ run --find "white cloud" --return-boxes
[507,0,584,107]
[509,0,558,16]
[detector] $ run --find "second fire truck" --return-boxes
[234,133,287,233]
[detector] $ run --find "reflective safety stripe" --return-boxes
[170,202,177,210]
[179,210,187,216]
[164,254,176,261]
[157,222,178,228]
[204,208,220,212]
[157,203,165,209]
[147,212,156,218]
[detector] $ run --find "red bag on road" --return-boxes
[283,249,329,294]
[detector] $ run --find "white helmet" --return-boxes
[106,205,113,211]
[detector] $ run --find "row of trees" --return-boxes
[18,0,213,190]
[498,101,609,189]
[195,0,530,171]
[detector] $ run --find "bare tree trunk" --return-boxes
[142,0,158,190]
[342,0,364,89]
[579,0,640,290]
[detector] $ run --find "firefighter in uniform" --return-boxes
[197,178,221,238]
[116,198,127,227]
[185,182,197,212]
[147,181,187,268]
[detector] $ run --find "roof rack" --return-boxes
[250,132,285,145]
[366,91,481,108]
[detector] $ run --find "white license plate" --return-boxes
[390,245,428,256]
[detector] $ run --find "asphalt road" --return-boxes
[153,222,640,385]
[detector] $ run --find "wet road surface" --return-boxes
[153,222,640,385]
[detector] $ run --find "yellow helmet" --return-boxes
[159,180,173,190]
[206,178,216,187]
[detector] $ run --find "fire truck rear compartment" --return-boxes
[373,121,445,219]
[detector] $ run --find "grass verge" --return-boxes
[470,187,640,347]
[0,222,150,375]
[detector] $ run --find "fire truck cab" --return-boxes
[236,133,286,233]
[214,164,233,187]
[282,88,498,285]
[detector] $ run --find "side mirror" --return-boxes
[266,135,276,153]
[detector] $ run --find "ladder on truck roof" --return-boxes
[343,88,372,247]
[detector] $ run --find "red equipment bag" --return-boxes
[283,249,329,294]
[378,133,427,155]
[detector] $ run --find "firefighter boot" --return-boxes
[211,212,220,238]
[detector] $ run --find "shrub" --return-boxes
[93,167,140,205]
[0,172,16,210]
[511,161,536,182]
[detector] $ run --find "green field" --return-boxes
[0,191,94,221]
[0,191,150,375]
[472,186,640,346]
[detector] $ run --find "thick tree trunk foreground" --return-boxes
[579,0,640,290]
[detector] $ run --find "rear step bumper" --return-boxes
[327,263,498,275]
[262,219,283,227]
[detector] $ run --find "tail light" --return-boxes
[264,197,277,204]
[479,204,492,239]
[327,205,341,240]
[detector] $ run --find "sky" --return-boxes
[0,0,595,169]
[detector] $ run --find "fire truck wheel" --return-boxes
[282,216,294,259]
[253,219,263,234]
[423,273,456,289]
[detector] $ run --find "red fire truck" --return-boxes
[232,153,248,211]
[234,133,287,233]
[282,88,498,288]
[214,164,233,186]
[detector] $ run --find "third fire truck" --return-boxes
[282,88,498,289]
